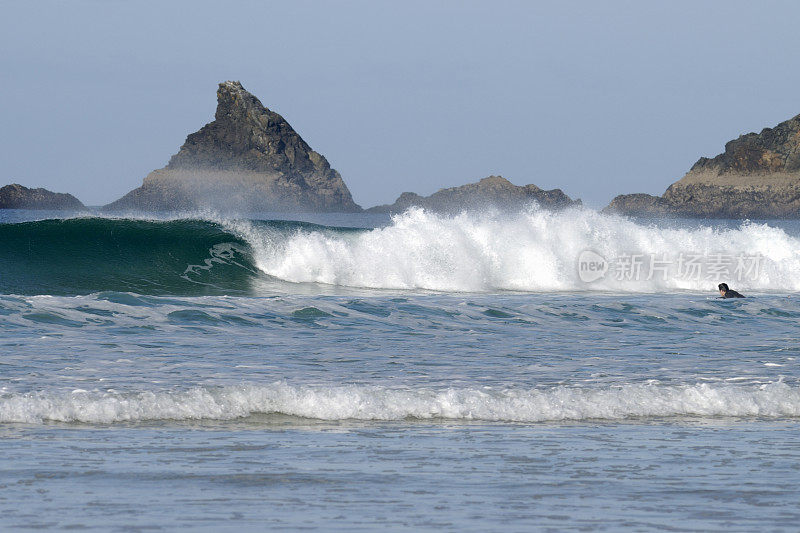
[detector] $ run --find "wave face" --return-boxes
[0,217,287,295]
[2,382,798,424]
[3,208,800,295]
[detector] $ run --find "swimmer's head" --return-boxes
[718,282,729,296]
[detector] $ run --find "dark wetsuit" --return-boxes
[721,289,745,298]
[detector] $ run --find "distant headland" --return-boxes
[606,113,800,218]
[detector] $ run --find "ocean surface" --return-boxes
[1,206,799,531]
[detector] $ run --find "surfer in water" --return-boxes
[718,283,745,298]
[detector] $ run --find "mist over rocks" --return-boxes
[606,113,800,218]
[104,81,361,214]
[367,176,580,214]
[0,184,85,210]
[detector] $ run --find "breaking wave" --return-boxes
[2,381,799,424]
[3,207,800,295]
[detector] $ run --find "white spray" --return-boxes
[227,207,800,292]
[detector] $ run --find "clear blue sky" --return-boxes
[2,0,800,208]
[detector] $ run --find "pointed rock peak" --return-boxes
[214,80,278,124]
[217,80,253,104]
[220,80,244,91]
[167,80,310,173]
[104,80,361,213]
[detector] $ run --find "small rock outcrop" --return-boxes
[368,176,579,213]
[606,113,800,218]
[603,193,672,217]
[0,184,85,210]
[105,81,360,213]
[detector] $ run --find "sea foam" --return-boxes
[231,207,800,292]
[2,382,799,424]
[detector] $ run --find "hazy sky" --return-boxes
[2,0,800,208]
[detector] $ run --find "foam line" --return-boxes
[2,382,798,424]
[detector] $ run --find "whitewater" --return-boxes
[238,207,800,292]
[1,206,800,530]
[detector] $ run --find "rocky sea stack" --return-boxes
[0,184,85,210]
[606,113,800,218]
[105,81,360,213]
[368,176,579,214]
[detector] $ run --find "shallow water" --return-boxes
[1,208,799,530]
[3,419,799,531]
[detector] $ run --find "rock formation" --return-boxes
[105,81,360,213]
[606,113,800,218]
[0,184,85,210]
[367,176,579,214]
[604,193,672,217]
